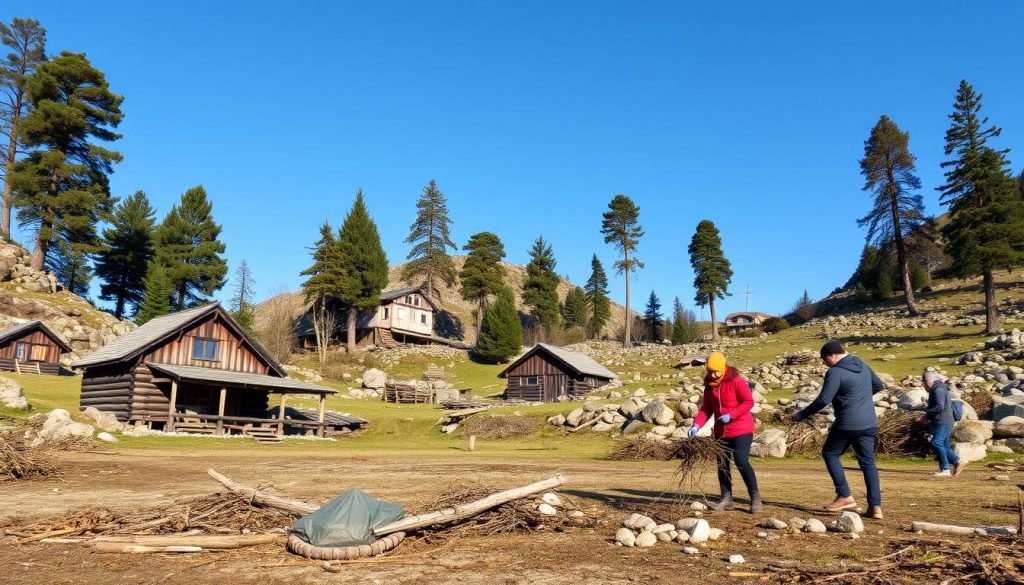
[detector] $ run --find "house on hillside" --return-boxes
[723,312,774,333]
[296,286,466,349]
[498,343,617,402]
[71,303,362,441]
[0,321,72,375]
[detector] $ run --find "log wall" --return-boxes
[80,363,133,421]
[129,363,170,422]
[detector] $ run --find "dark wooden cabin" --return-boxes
[498,343,617,402]
[72,303,343,439]
[0,321,72,375]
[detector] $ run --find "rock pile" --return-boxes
[27,409,95,447]
[613,513,722,548]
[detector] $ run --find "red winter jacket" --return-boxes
[692,367,756,439]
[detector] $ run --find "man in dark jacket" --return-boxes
[921,368,964,477]
[791,341,884,519]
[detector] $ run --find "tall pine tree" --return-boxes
[561,286,588,333]
[230,260,256,333]
[0,18,46,239]
[300,221,343,363]
[336,190,389,353]
[584,254,610,339]
[601,194,643,347]
[688,220,732,341]
[402,179,456,298]
[937,80,1024,333]
[643,290,662,342]
[857,115,925,316]
[10,51,123,270]
[522,236,560,341]
[154,185,228,310]
[135,260,172,325]
[476,286,522,363]
[47,239,91,296]
[671,297,701,345]
[95,191,156,319]
[459,231,506,343]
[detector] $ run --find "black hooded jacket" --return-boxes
[797,355,884,430]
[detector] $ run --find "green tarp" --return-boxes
[291,488,405,547]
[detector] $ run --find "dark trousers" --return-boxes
[822,427,882,506]
[929,423,960,471]
[716,434,759,497]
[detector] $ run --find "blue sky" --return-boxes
[4,1,1023,319]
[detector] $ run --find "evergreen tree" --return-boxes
[853,244,881,300]
[1017,170,1024,200]
[0,18,46,239]
[601,194,644,347]
[584,254,610,339]
[9,51,123,270]
[937,80,1024,333]
[230,260,256,333]
[476,286,522,363]
[459,231,506,343]
[402,179,456,298]
[46,238,91,296]
[522,236,560,340]
[135,260,172,325]
[857,115,925,315]
[561,286,588,332]
[95,191,156,319]
[792,289,815,321]
[671,297,702,345]
[300,221,343,363]
[336,190,389,352]
[643,290,662,341]
[154,186,228,310]
[688,220,732,341]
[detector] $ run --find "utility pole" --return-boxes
[744,284,754,312]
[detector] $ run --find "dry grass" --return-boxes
[459,415,537,440]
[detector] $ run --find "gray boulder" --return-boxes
[991,394,1024,421]
[361,368,387,390]
[565,408,585,427]
[620,397,646,417]
[750,429,787,458]
[994,416,1024,438]
[953,420,993,444]
[81,406,124,432]
[0,376,28,409]
[954,442,987,462]
[30,409,94,447]
[898,389,929,410]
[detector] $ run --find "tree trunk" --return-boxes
[984,269,999,334]
[623,251,631,348]
[709,298,719,341]
[1,89,25,240]
[347,306,356,353]
[888,180,919,316]
[475,298,484,345]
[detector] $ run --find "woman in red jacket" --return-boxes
[688,351,762,513]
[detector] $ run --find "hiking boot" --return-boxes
[823,495,857,512]
[711,493,735,511]
[953,461,967,476]
[934,469,951,477]
[749,492,763,514]
[866,506,884,520]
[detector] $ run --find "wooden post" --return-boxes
[277,394,287,436]
[468,435,476,451]
[216,387,227,435]
[167,380,178,432]
[317,394,325,438]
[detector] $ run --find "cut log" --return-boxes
[206,469,317,515]
[567,417,601,433]
[910,521,1019,536]
[90,533,284,550]
[91,543,205,554]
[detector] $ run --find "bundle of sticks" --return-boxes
[876,411,932,457]
[0,431,60,481]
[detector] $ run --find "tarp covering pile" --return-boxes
[291,488,405,547]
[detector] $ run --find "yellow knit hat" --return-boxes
[706,351,727,373]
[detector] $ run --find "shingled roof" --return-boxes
[0,320,73,353]
[146,362,336,395]
[498,343,617,380]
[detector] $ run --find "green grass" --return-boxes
[0,372,81,418]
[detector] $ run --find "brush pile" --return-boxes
[460,415,537,440]
[674,437,726,488]
[785,419,829,455]
[876,411,932,457]
[0,432,59,481]
[607,437,681,461]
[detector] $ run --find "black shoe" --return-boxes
[712,493,735,511]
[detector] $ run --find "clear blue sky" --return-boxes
[4,1,1023,319]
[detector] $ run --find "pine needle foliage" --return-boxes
[402,179,456,298]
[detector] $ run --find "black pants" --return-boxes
[822,427,881,507]
[716,434,759,497]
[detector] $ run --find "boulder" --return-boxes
[652,523,675,534]
[0,376,28,409]
[641,400,675,426]
[898,389,929,410]
[565,408,585,427]
[685,519,711,544]
[81,406,124,432]
[635,531,657,547]
[956,400,979,421]
[547,414,566,427]
[953,420,993,444]
[624,513,655,531]
[750,429,787,458]
[30,409,94,447]
[592,422,615,432]
[361,368,387,390]
[677,402,699,418]
[96,431,118,443]
[835,511,864,534]
[537,503,557,516]
[954,442,987,463]
[615,527,636,547]
[803,518,827,533]
[620,397,646,417]
[991,395,1024,421]
[994,416,1024,438]
[621,419,648,434]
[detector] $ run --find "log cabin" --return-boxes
[71,303,347,440]
[723,311,774,333]
[498,343,617,402]
[0,320,72,375]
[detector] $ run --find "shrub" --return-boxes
[762,317,790,333]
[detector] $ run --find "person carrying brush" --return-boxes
[688,351,763,513]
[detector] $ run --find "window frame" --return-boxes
[15,342,28,361]
[191,337,221,362]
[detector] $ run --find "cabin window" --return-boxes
[192,338,220,361]
[524,376,539,385]
[30,344,48,361]
[405,295,412,304]
[420,313,428,324]
[15,343,27,361]
[397,308,406,320]
[383,307,390,320]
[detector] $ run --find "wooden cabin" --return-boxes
[0,321,72,375]
[498,343,617,402]
[723,311,774,333]
[72,303,343,440]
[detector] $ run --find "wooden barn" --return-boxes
[498,343,617,402]
[0,320,72,375]
[71,303,345,440]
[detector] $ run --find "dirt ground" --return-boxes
[1,449,1021,584]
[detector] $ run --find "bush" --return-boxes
[762,317,790,333]
[735,328,763,338]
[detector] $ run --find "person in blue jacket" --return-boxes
[919,368,964,477]
[790,341,885,519]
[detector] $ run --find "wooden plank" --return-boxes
[277,394,287,435]
[217,387,227,435]
[317,394,325,438]
[167,380,178,432]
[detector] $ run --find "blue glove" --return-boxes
[719,413,732,424]
[688,424,699,438]
[792,411,804,423]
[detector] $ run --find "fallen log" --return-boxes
[910,521,1019,536]
[92,543,206,554]
[90,533,284,550]
[567,417,601,433]
[206,469,317,515]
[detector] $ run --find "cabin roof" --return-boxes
[0,320,73,353]
[379,286,439,310]
[146,362,337,395]
[71,303,285,376]
[498,343,617,380]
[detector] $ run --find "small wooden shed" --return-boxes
[0,320,72,375]
[498,343,617,402]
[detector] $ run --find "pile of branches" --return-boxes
[460,415,537,440]
[768,537,1024,583]
[876,411,932,457]
[785,419,829,455]
[607,437,680,461]
[674,437,726,489]
[0,431,60,481]
[966,391,993,420]
[783,351,819,366]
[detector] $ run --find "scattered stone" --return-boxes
[537,503,557,516]
[728,555,746,564]
[615,527,636,547]
[96,431,117,443]
[0,376,28,409]
[760,518,788,530]
[993,475,1011,481]
[708,528,723,541]
[804,518,827,533]
[675,531,690,543]
[361,368,387,390]
[682,546,700,555]
[836,511,864,534]
[690,501,707,511]
[789,517,807,531]
[542,493,562,507]
[686,519,711,544]
[635,531,658,547]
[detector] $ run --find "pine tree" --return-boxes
[135,260,172,325]
[561,286,588,333]
[459,231,506,343]
[0,18,46,240]
[300,221,343,363]
[792,289,816,321]
[95,191,156,319]
[476,286,522,363]
[643,290,662,341]
[337,190,389,352]
[1017,170,1024,200]
[9,51,123,270]
[937,80,1024,333]
[230,260,256,333]
[47,239,92,296]
[601,194,644,347]
[584,254,610,339]
[402,179,456,298]
[688,220,732,341]
[671,297,702,345]
[522,236,560,340]
[154,186,228,310]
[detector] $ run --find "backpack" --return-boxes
[951,399,964,422]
